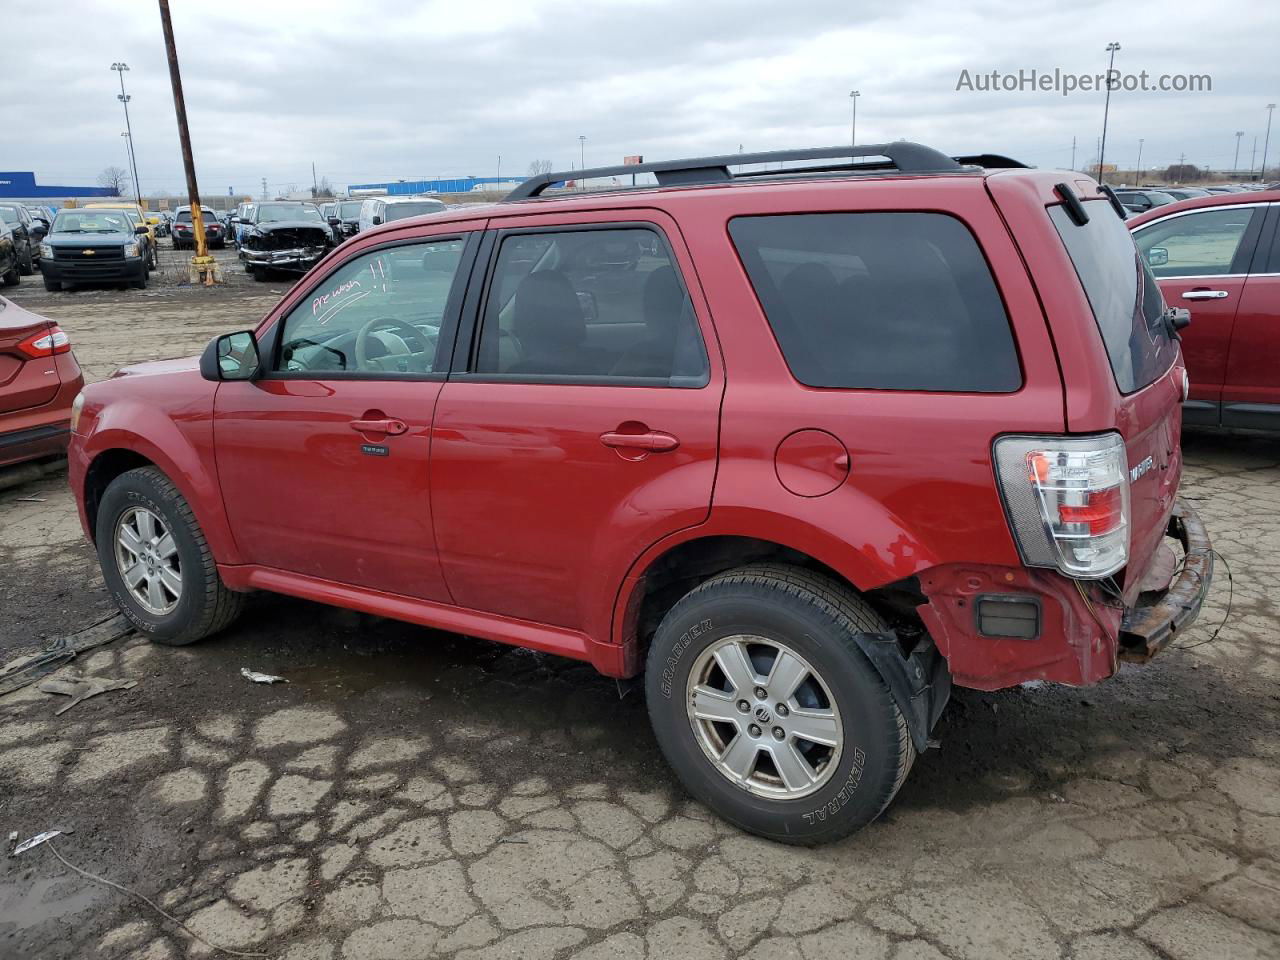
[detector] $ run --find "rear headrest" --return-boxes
[512,271,585,350]
[642,266,685,332]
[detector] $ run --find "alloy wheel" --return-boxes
[686,635,843,799]
[114,506,182,615]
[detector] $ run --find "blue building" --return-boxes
[0,171,118,200]
[345,176,519,196]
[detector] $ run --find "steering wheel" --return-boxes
[354,316,432,373]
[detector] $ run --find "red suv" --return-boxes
[1128,189,1280,430]
[68,144,1211,843]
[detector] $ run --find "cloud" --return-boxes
[7,0,1278,195]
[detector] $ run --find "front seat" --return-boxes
[611,266,685,378]
[505,271,591,375]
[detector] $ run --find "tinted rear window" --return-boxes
[728,212,1021,392]
[1049,202,1178,394]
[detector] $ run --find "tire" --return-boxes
[19,245,34,275]
[96,466,246,646]
[250,266,269,281]
[148,243,158,271]
[2,262,18,286]
[42,276,60,291]
[645,563,914,845]
[133,269,148,290]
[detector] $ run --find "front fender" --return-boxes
[80,398,240,564]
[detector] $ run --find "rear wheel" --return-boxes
[2,262,18,286]
[645,563,914,845]
[96,466,245,645]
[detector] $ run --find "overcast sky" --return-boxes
[7,0,1279,196]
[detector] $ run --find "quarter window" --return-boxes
[275,239,465,376]
[728,212,1021,392]
[1133,207,1259,278]
[474,227,709,384]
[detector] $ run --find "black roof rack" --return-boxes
[505,142,971,201]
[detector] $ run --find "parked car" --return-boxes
[24,205,54,232]
[0,293,84,468]
[237,201,334,279]
[0,202,44,275]
[1129,189,1280,431]
[67,143,1210,844]
[1112,189,1176,216]
[229,202,255,247]
[356,196,447,233]
[84,202,158,271]
[0,221,19,286]
[38,207,150,291]
[172,205,227,250]
[1156,187,1211,202]
[333,198,364,239]
[1205,185,1249,194]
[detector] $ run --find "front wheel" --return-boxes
[19,246,34,275]
[96,466,246,645]
[645,563,914,845]
[42,275,60,291]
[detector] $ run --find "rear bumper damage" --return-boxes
[1118,500,1213,662]
[916,498,1212,690]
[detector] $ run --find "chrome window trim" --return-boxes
[1133,201,1275,280]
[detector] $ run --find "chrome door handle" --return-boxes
[1182,290,1229,301]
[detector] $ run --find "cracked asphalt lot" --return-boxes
[1,257,1278,960]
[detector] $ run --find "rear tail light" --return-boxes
[994,433,1130,579]
[17,326,72,358]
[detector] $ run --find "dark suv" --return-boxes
[67,144,1211,843]
[0,202,44,276]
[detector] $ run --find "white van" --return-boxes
[357,196,447,233]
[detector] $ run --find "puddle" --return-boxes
[0,875,104,932]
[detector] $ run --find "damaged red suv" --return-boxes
[68,144,1211,843]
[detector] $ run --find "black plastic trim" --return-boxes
[0,422,68,449]
[851,633,951,753]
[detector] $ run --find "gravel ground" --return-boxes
[0,247,1277,960]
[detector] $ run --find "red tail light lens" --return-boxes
[17,326,71,358]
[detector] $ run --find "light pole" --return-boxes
[849,90,860,146]
[1097,42,1121,184]
[1136,138,1144,183]
[1233,131,1244,176]
[1261,104,1276,182]
[111,62,142,201]
[578,135,587,189]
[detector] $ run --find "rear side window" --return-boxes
[728,213,1021,392]
[1049,203,1178,394]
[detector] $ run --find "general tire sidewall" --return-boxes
[646,589,903,843]
[96,478,204,642]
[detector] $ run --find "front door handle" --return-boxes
[350,418,407,436]
[1182,290,1229,301]
[600,430,680,453]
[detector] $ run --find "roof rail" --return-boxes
[504,142,965,201]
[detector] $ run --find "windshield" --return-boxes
[0,207,20,225]
[257,203,323,223]
[339,201,363,218]
[383,200,445,222]
[1050,201,1178,394]
[53,211,130,233]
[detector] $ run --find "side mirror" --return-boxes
[327,216,341,225]
[134,225,150,235]
[200,330,260,382]
[371,216,382,225]
[31,223,47,238]
[1147,247,1169,267]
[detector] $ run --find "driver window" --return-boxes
[275,239,465,376]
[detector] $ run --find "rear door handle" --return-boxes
[599,430,680,453]
[1182,290,1229,301]
[350,418,408,436]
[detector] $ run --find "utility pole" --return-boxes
[496,154,501,193]
[1070,136,1076,171]
[1261,104,1276,182]
[1250,136,1257,178]
[578,135,587,189]
[1234,131,1245,176]
[110,63,143,201]
[849,90,860,146]
[262,178,268,201]
[1135,138,1144,183]
[1097,41,1121,184]
[158,0,216,283]
[311,161,318,195]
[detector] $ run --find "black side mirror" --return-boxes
[200,330,260,382]
[327,217,341,225]
[371,216,382,225]
[135,225,150,235]
[31,223,47,238]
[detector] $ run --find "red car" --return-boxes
[1,295,83,469]
[1129,189,1280,430]
[68,144,1211,843]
